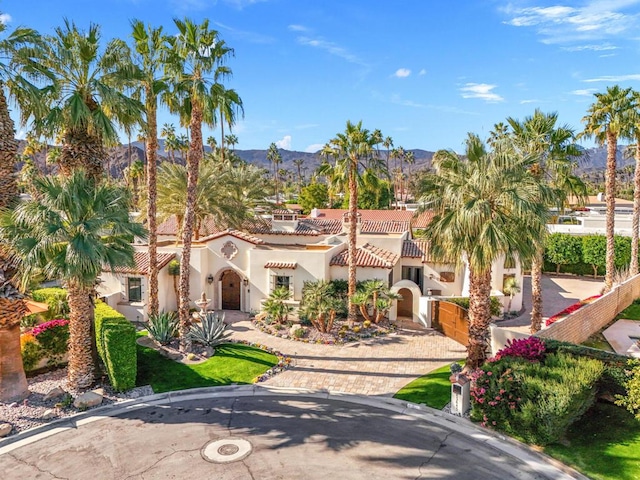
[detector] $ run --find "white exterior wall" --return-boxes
[426,263,465,297]
[492,255,524,313]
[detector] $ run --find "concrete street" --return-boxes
[0,388,581,479]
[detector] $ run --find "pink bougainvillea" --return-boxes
[32,319,69,336]
[491,337,546,363]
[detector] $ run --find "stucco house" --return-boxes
[98,208,523,326]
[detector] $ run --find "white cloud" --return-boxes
[394,68,411,78]
[214,22,274,44]
[562,44,618,51]
[583,73,640,82]
[297,36,368,67]
[571,88,597,96]
[288,24,308,32]
[520,99,539,104]
[419,69,427,76]
[276,135,292,150]
[224,0,268,8]
[305,143,324,153]
[501,1,640,44]
[459,83,504,102]
[0,14,11,25]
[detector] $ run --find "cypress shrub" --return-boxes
[94,301,137,391]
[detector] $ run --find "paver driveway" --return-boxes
[225,312,466,396]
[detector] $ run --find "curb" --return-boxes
[0,385,588,480]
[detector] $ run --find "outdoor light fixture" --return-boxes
[207,274,214,284]
[243,278,249,286]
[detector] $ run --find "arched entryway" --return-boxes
[397,288,413,318]
[221,270,241,310]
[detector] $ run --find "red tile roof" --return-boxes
[104,252,176,275]
[402,239,432,262]
[264,261,297,269]
[412,210,434,229]
[311,209,414,222]
[198,229,264,245]
[361,220,409,234]
[329,243,398,269]
[157,215,223,238]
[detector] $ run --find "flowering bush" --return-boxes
[491,337,546,363]
[20,332,44,371]
[32,318,70,365]
[546,295,602,327]
[471,352,604,445]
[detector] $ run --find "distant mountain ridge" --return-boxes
[16,140,627,178]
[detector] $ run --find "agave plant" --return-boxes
[188,311,230,348]
[147,311,178,345]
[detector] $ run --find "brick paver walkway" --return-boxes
[224,312,466,397]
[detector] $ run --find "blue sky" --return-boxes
[5,0,640,152]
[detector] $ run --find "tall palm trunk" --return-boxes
[467,267,492,370]
[67,285,97,390]
[0,86,18,209]
[347,164,358,321]
[530,251,543,333]
[0,298,29,402]
[178,102,204,352]
[146,96,159,317]
[604,131,617,292]
[60,127,106,180]
[220,111,225,164]
[631,141,640,276]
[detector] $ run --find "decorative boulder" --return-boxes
[73,391,103,409]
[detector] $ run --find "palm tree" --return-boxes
[30,20,142,180]
[0,20,42,208]
[161,123,177,162]
[206,135,217,153]
[300,280,341,333]
[0,252,29,402]
[323,121,378,321]
[267,142,282,203]
[225,133,238,151]
[293,158,304,195]
[351,279,401,323]
[129,20,171,318]
[166,18,233,350]
[581,86,636,292]
[628,91,640,276]
[418,133,549,369]
[502,277,521,319]
[1,171,146,390]
[507,109,586,333]
[210,82,243,163]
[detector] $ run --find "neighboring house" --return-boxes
[548,195,636,236]
[98,209,523,326]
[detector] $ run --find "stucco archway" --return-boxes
[212,267,248,312]
[390,280,423,325]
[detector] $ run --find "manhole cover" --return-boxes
[202,438,252,464]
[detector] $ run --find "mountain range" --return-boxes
[17,140,631,178]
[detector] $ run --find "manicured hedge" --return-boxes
[544,339,637,396]
[95,301,136,391]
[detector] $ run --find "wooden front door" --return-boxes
[221,270,241,310]
[397,288,413,318]
[431,301,469,346]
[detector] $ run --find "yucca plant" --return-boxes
[187,311,230,348]
[147,311,178,345]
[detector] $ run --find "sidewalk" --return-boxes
[225,312,466,396]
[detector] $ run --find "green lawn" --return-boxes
[546,402,640,480]
[136,342,278,393]
[393,362,462,409]
[618,302,640,320]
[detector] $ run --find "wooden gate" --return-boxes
[431,301,469,346]
[221,270,240,310]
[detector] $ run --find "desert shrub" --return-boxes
[493,337,546,362]
[262,287,293,323]
[543,339,635,396]
[32,318,70,366]
[94,301,136,391]
[20,333,43,371]
[293,327,305,338]
[147,311,178,345]
[30,287,69,320]
[188,311,230,348]
[448,296,502,317]
[471,352,604,445]
[615,360,640,419]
